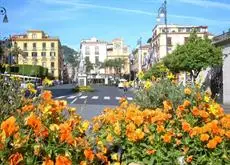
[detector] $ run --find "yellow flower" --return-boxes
[81,121,89,132]
[144,80,152,90]
[106,133,113,142]
[167,72,175,80]
[114,162,121,165]
[184,88,192,95]
[111,153,118,161]
[204,96,210,103]
[43,105,52,114]
[137,71,144,80]
[34,144,41,156]
[114,122,121,135]
[49,124,59,131]
[209,103,220,115]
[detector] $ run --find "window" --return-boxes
[32,33,37,39]
[167,37,172,46]
[95,56,99,65]
[123,47,128,53]
[42,43,46,50]
[85,46,90,55]
[51,62,55,68]
[33,43,36,50]
[42,62,46,67]
[85,56,90,62]
[186,28,191,32]
[23,43,27,50]
[184,37,189,43]
[23,52,28,57]
[51,43,55,49]
[95,46,99,55]
[41,52,46,57]
[32,52,37,57]
[178,28,184,32]
[50,52,56,57]
[51,70,54,75]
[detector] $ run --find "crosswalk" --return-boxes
[55,95,134,101]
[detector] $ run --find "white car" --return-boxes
[118,79,127,88]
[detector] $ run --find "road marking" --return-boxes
[116,97,121,100]
[104,96,110,100]
[79,96,88,99]
[70,97,78,104]
[92,96,99,100]
[56,96,66,99]
[67,95,77,99]
[127,97,133,101]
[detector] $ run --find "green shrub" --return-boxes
[134,79,195,109]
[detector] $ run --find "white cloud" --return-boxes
[176,0,230,10]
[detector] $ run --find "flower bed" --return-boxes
[73,85,95,93]
[0,77,229,164]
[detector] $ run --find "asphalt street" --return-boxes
[46,84,135,120]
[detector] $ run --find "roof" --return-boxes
[152,24,208,32]
[213,32,230,45]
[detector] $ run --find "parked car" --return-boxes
[118,79,127,88]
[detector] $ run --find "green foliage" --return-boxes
[6,65,48,77]
[143,62,169,80]
[74,85,94,92]
[85,57,94,73]
[0,76,24,122]
[103,58,125,76]
[163,31,222,79]
[61,45,79,67]
[134,79,186,109]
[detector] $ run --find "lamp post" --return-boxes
[156,0,168,56]
[0,7,8,23]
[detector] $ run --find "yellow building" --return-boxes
[106,38,130,75]
[12,30,63,80]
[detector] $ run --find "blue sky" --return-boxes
[1,0,230,50]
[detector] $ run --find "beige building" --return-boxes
[12,30,63,79]
[151,25,212,60]
[106,38,130,75]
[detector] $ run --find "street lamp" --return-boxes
[156,0,168,56]
[0,7,8,23]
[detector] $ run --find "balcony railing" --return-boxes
[213,32,230,43]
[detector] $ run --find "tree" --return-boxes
[163,31,222,82]
[10,45,24,64]
[85,57,93,73]
[103,58,125,78]
[143,62,169,80]
[61,45,80,80]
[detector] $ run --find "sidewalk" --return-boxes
[222,104,230,114]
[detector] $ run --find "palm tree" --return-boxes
[10,45,24,64]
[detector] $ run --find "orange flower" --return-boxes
[182,121,191,132]
[189,127,202,138]
[207,139,217,149]
[8,152,23,165]
[162,133,172,143]
[177,105,185,112]
[186,156,193,163]
[84,149,95,161]
[96,152,108,163]
[80,161,87,165]
[146,149,156,155]
[163,100,172,111]
[106,133,113,142]
[225,130,230,139]
[42,157,54,165]
[135,128,145,141]
[114,122,121,135]
[59,123,74,145]
[192,107,199,116]
[157,125,165,133]
[42,90,52,101]
[183,100,191,108]
[184,88,192,95]
[56,155,72,165]
[214,136,222,144]
[22,104,34,113]
[26,114,42,130]
[200,134,209,142]
[199,110,209,118]
[1,116,19,137]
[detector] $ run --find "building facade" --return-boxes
[12,30,63,79]
[213,31,230,105]
[80,37,107,81]
[151,25,211,59]
[106,38,130,75]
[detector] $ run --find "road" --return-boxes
[46,84,135,120]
